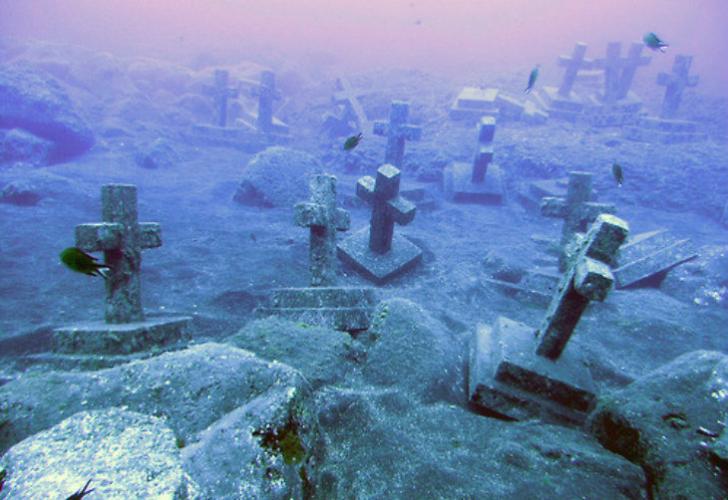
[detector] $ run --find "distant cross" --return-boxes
[535,214,628,359]
[471,116,495,183]
[356,164,417,254]
[657,55,699,119]
[557,42,593,97]
[540,171,616,266]
[204,69,239,127]
[615,42,651,99]
[594,42,625,104]
[294,175,350,286]
[372,101,422,168]
[251,70,282,133]
[333,77,369,130]
[75,185,162,324]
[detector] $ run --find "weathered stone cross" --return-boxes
[557,42,593,97]
[251,70,281,133]
[204,69,239,127]
[357,164,416,254]
[541,171,616,268]
[294,174,350,286]
[471,116,495,183]
[535,214,629,359]
[333,77,369,129]
[372,101,422,168]
[595,42,650,104]
[657,55,699,119]
[75,185,162,324]
[615,42,651,100]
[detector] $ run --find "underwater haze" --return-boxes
[1,1,727,499]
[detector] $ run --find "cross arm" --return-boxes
[372,121,388,137]
[294,202,326,228]
[402,124,422,141]
[75,223,123,252]
[574,257,614,301]
[356,176,377,203]
[387,196,416,225]
[335,208,350,231]
[558,55,594,70]
[139,222,162,249]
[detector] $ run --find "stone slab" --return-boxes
[538,86,587,121]
[449,87,499,121]
[53,316,191,355]
[495,93,524,121]
[523,101,549,125]
[584,91,644,127]
[469,316,597,426]
[614,232,698,289]
[483,267,561,307]
[399,180,441,211]
[337,227,422,284]
[442,162,504,205]
[238,113,290,136]
[257,286,377,331]
[623,117,706,144]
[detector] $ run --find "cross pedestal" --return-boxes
[257,175,376,331]
[443,116,504,205]
[337,165,422,284]
[469,214,629,425]
[449,87,499,122]
[538,42,594,121]
[203,69,239,127]
[372,101,422,168]
[54,185,190,356]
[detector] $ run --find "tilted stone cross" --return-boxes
[251,70,281,133]
[615,42,651,100]
[204,69,239,127]
[333,77,369,129]
[541,171,616,253]
[75,185,161,324]
[557,42,594,97]
[357,164,416,254]
[535,214,629,359]
[471,116,495,183]
[294,175,350,286]
[372,101,422,168]
[657,55,699,119]
[595,42,624,104]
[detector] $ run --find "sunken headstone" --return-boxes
[372,100,421,168]
[469,214,629,425]
[257,174,376,331]
[203,69,239,127]
[537,42,594,121]
[449,86,499,122]
[53,184,190,355]
[443,116,504,204]
[338,165,422,284]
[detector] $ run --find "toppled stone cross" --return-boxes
[373,101,422,168]
[557,42,594,97]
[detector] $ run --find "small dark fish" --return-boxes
[60,247,110,278]
[696,426,721,438]
[524,65,540,94]
[643,32,668,52]
[343,133,363,151]
[612,162,624,187]
[66,479,94,499]
[250,233,257,242]
[0,468,6,493]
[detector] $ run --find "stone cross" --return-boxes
[657,55,699,119]
[595,42,624,104]
[251,70,281,133]
[333,77,369,129]
[535,214,628,359]
[204,69,239,127]
[75,185,162,324]
[294,175,350,286]
[615,42,651,100]
[471,116,495,183]
[372,101,422,168]
[356,164,416,254]
[557,42,593,97]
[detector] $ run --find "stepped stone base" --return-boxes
[584,92,644,127]
[537,87,587,122]
[257,286,377,332]
[53,316,191,355]
[469,316,597,426]
[443,163,504,205]
[623,117,706,144]
[449,87,499,122]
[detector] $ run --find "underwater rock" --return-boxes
[0,180,43,206]
[362,298,466,404]
[0,128,53,166]
[588,350,728,499]
[176,93,214,122]
[0,343,308,455]
[228,316,356,389]
[659,244,728,308]
[314,387,646,499]
[127,58,193,96]
[0,65,94,163]
[0,408,196,498]
[134,138,179,169]
[234,146,324,208]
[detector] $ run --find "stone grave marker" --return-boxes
[449,86,499,122]
[53,185,190,357]
[443,116,504,204]
[203,69,239,127]
[537,42,594,121]
[658,55,699,118]
[238,70,290,138]
[333,76,370,131]
[337,164,422,284]
[257,174,376,331]
[540,171,616,268]
[613,229,698,288]
[373,100,422,168]
[469,214,629,425]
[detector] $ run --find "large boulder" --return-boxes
[234,146,324,208]
[0,408,196,498]
[0,65,94,163]
[588,350,728,499]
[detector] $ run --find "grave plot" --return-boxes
[449,86,499,123]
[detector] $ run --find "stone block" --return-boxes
[614,230,698,288]
[449,87,499,121]
[442,162,504,205]
[337,227,422,284]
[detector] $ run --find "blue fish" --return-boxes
[524,65,540,94]
[643,32,668,52]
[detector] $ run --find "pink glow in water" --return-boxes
[2,0,727,92]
